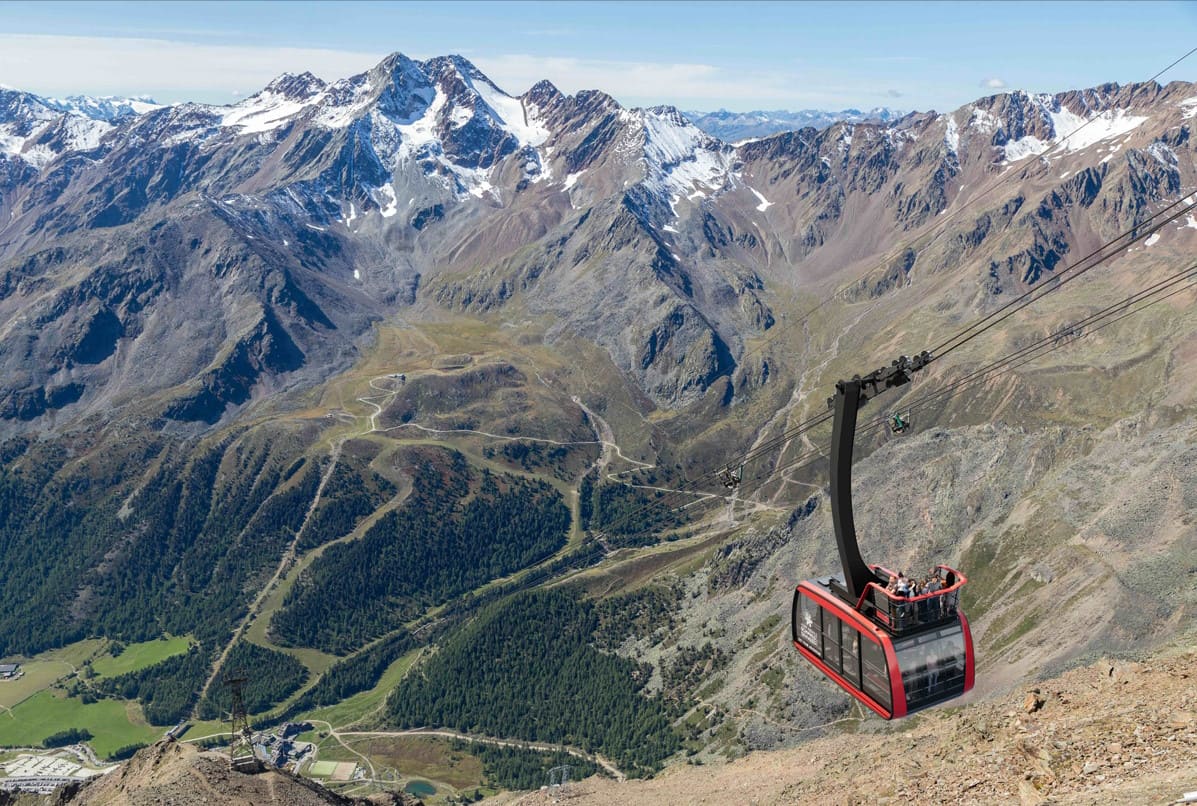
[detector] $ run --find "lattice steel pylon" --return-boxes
[223,668,256,770]
[548,764,571,795]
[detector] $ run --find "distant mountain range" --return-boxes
[3,57,1187,425]
[684,107,905,141]
[0,86,901,162]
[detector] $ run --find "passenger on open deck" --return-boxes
[923,571,944,618]
[893,573,913,626]
[869,564,966,630]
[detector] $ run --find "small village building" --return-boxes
[0,663,21,680]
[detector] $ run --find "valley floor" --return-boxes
[501,644,1197,805]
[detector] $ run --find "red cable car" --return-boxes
[791,354,975,719]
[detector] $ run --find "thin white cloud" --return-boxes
[0,33,894,110]
[0,33,387,103]
[982,77,1007,89]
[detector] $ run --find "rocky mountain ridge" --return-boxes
[1,55,1194,429]
[0,88,158,169]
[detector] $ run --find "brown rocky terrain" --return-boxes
[501,643,1196,805]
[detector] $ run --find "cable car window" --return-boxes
[821,608,841,673]
[796,594,822,653]
[860,635,891,712]
[894,623,967,710]
[840,622,861,689]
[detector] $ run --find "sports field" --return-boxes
[308,759,358,779]
[308,760,338,777]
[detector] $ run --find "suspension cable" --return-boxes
[928,195,1197,361]
[738,261,1197,507]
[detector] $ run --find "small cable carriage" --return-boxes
[791,353,975,719]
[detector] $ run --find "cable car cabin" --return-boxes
[792,564,974,719]
[789,355,978,718]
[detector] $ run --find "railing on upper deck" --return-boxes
[856,564,967,634]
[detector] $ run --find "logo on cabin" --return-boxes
[799,606,819,648]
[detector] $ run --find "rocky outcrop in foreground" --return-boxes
[46,740,418,806]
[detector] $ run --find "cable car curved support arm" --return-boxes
[827,351,932,600]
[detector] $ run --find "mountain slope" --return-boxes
[0,55,1195,789]
[2,60,1195,426]
[504,645,1197,805]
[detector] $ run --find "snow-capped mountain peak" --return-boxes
[260,72,327,102]
[419,54,549,148]
[522,79,565,108]
[635,105,734,212]
[221,72,329,134]
[0,87,130,166]
[964,89,1152,164]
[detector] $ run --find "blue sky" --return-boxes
[2,1,1195,111]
